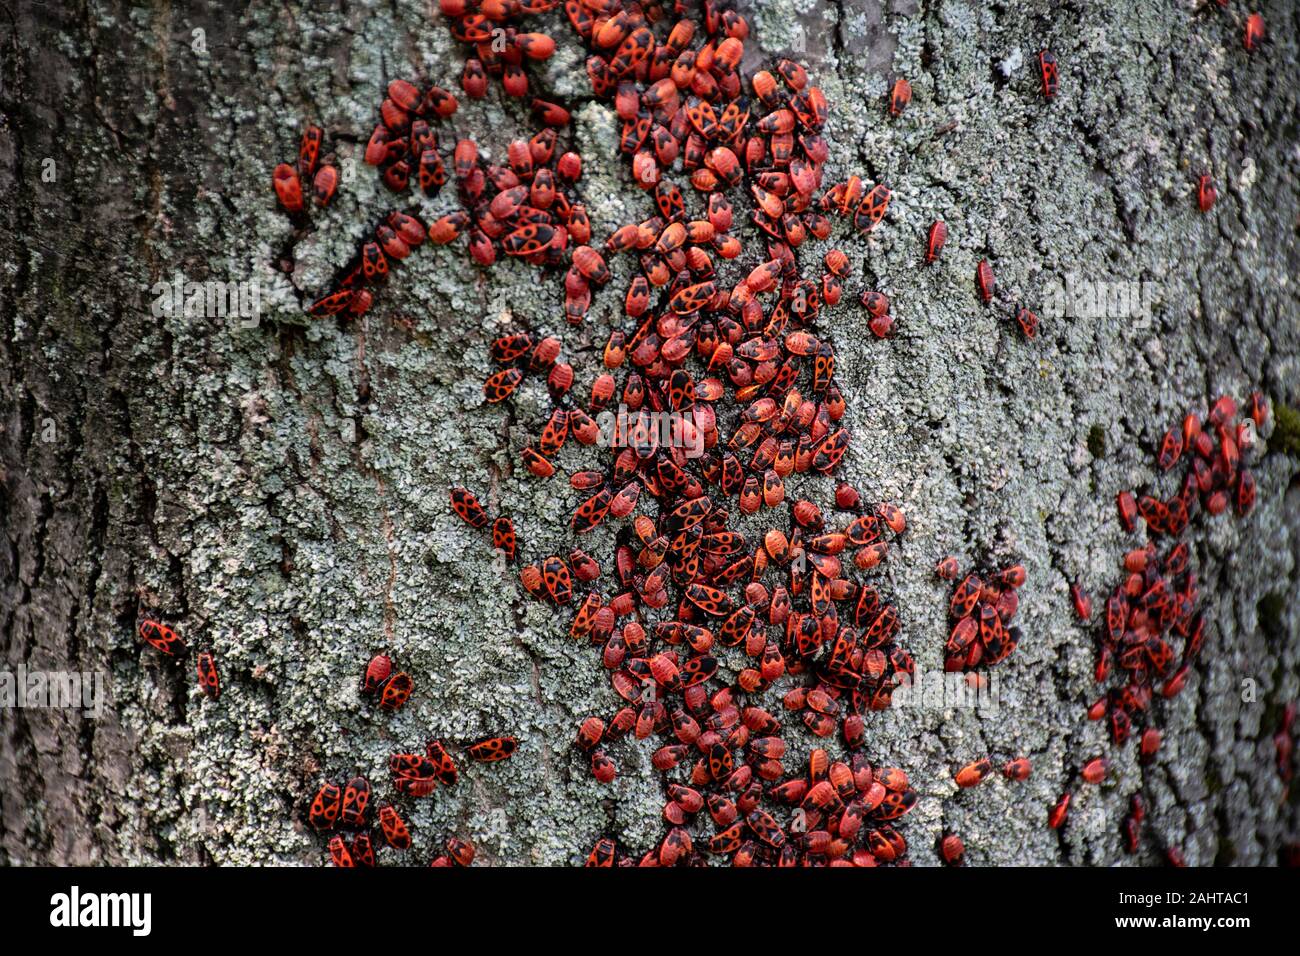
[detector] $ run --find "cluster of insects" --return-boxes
[585,748,920,866]
[444,0,947,865]
[306,732,515,864]
[360,652,413,711]
[255,0,1280,865]
[935,559,1027,673]
[440,0,566,117]
[1055,394,1270,852]
[272,124,339,214]
[137,620,220,701]
[310,766,473,868]
[308,775,382,866]
[434,133,596,289]
[288,76,464,317]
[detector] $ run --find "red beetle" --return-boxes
[465,735,518,762]
[298,125,323,176]
[1244,13,1264,53]
[272,163,304,213]
[975,260,995,304]
[925,220,947,264]
[361,653,392,694]
[939,832,964,866]
[312,165,338,206]
[196,651,220,699]
[1069,583,1092,621]
[889,77,911,116]
[1047,792,1071,829]
[308,783,341,831]
[139,619,185,656]
[1038,50,1058,98]
[1197,174,1216,212]
[1013,305,1039,339]
[1002,757,1032,781]
[449,486,489,528]
[1116,490,1138,532]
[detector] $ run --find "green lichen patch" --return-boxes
[1087,423,1107,459]
[1271,401,1300,457]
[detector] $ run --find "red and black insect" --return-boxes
[1070,583,1092,622]
[351,832,376,867]
[465,736,518,763]
[450,486,489,528]
[954,757,992,788]
[340,776,371,827]
[446,836,476,867]
[1038,49,1058,98]
[935,556,960,580]
[1048,792,1071,829]
[854,184,891,234]
[391,753,438,797]
[1197,174,1216,213]
[939,832,964,866]
[272,163,304,213]
[975,260,995,304]
[924,220,947,264]
[196,651,220,700]
[483,367,524,403]
[1002,757,1032,781]
[378,671,413,711]
[139,619,185,656]
[888,77,911,116]
[298,125,323,177]
[1013,305,1039,339]
[308,783,342,831]
[492,517,518,562]
[426,739,459,786]
[542,556,573,604]
[361,653,392,694]
[328,835,354,867]
[313,165,339,206]
[378,805,412,850]
[1244,13,1265,53]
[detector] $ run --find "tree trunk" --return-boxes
[1,0,1297,866]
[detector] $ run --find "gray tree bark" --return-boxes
[1,0,1298,865]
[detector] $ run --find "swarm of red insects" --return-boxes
[1069,393,1268,846]
[282,70,597,322]
[1100,398,1268,706]
[310,731,515,863]
[295,77,463,318]
[426,0,942,866]
[435,130,597,303]
[939,559,1026,673]
[262,0,1272,867]
[1117,393,1264,536]
[437,0,563,112]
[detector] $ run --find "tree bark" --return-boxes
[1,0,1298,865]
